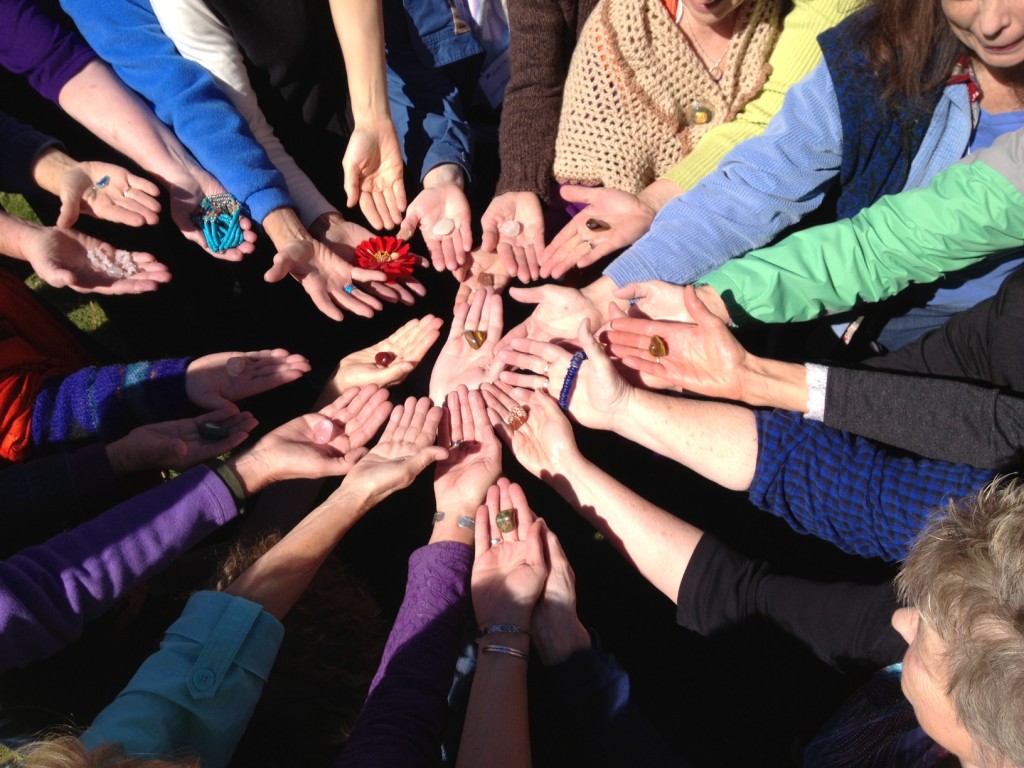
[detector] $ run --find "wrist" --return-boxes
[1,214,42,262]
[31,148,76,195]
[223,449,273,497]
[739,357,811,412]
[533,618,591,666]
[423,163,465,190]
[262,206,311,247]
[308,210,345,241]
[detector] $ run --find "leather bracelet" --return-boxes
[481,644,529,662]
[209,460,246,510]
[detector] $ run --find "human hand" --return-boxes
[604,285,747,399]
[263,235,388,321]
[453,250,512,305]
[428,288,505,404]
[105,407,257,475]
[434,386,502,521]
[479,191,545,282]
[610,280,699,323]
[21,224,171,295]
[340,395,448,508]
[472,478,550,628]
[163,168,258,262]
[308,211,428,306]
[532,524,590,666]
[496,318,631,431]
[324,315,443,396]
[56,161,161,229]
[235,385,394,491]
[498,283,605,352]
[398,164,471,273]
[480,382,581,479]
[342,119,408,230]
[185,349,312,410]
[539,185,657,279]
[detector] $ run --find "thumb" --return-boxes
[576,317,603,357]
[57,189,82,228]
[683,284,712,323]
[263,255,290,284]
[607,301,628,320]
[48,267,77,289]
[508,285,544,307]
[397,211,420,241]
[559,185,597,206]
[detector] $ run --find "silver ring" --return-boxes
[543,362,551,376]
[490,538,502,546]
[123,187,132,198]
[450,439,465,449]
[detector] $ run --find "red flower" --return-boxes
[354,236,416,282]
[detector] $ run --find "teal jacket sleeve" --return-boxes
[83,591,283,768]
[703,127,1024,325]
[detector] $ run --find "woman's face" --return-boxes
[942,0,1024,71]
[681,0,747,29]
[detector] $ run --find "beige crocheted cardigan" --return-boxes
[553,0,782,193]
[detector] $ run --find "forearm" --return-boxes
[223,485,373,619]
[610,388,758,492]
[331,0,390,123]
[57,60,197,184]
[738,355,812,412]
[545,452,703,602]
[0,212,43,263]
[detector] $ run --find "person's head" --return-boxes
[681,0,747,31]
[16,737,197,767]
[942,0,1024,73]
[895,478,1024,768]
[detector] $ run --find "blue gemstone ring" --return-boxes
[92,175,111,190]
[343,283,355,294]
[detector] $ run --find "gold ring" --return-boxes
[496,508,517,534]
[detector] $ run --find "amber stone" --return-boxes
[648,334,668,358]
[464,330,487,349]
[375,351,396,368]
[199,421,228,441]
[477,273,495,288]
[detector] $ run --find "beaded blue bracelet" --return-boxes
[191,193,248,253]
[558,351,587,412]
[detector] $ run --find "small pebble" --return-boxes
[477,273,495,288]
[499,220,522,237]
[375,351,396,368]
[464,330,487,350]
[431,218,456,237]
[225,357,246,376]
[199,422,228,441]
[312,418,335,445]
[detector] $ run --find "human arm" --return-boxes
[602,61,844,288]
[701,133,1024,325]
[331,0,407,229]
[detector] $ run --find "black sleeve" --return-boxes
[0,110,61,193]
[823,367,1024,470]
[676,534,906,672]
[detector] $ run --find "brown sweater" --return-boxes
[496,0,599,202]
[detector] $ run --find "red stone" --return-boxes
[375,351,396,368]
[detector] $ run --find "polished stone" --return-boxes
[464,330,487,349]
[499,220,522,237]
[431,218,456,237]
[199,422,228,441]
[648,334,668,358]
[374,351,396,368]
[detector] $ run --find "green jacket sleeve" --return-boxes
[703,128,1024,325]
[662,0,860,192]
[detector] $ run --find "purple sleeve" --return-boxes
[339,541,473,767]
[0,0,97,103]
[0,465,239,673]
[31,357,193,451]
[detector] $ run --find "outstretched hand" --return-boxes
[398,165,472,273]
[324,315,443,396]
[604,285,746,398]
[340,395,448,508]
[453,249,513,305]
[342,119,408,230]
[434,385,503,515]
[429,288,505,404]
[57,161,161,229]
[186,349,311,411]
[498,284,605,352]
[21,224,170,295]
[472,478,550,628]
[106,407,257,475]
[479,191,545,283]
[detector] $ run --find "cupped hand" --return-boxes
[480,382,580,479]
[243,385,394,485]
[340,395,448,507]
[434,385,502,513]
[163,169,257,262]
[185,349,312,410]
[472,478,550,627]
[309,211,427,306]
[398,172,472,273]
[539,185,656,279]
[23,225,171,295]
[106,407,257,475]
[453,249,512,305]
[532,524,591,666]
[342,119,408,230]
[479,191,545,282]
[604,285,747,399]
[323,314,443,396]
[498,284,605,352]
[428,288,505,404]
[264,236,388,321]
[57,161,161,228]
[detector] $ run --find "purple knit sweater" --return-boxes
[0,465,238,672]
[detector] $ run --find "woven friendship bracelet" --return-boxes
[558,351,588,412]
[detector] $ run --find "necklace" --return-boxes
[681,10,728,83]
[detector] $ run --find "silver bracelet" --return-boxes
[458,515,476,529]
[804,363,828,422]
[479,624,529,637]
[481,644,529,662]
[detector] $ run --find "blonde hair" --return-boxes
[897,478,1024,768]
[15,736,197,768]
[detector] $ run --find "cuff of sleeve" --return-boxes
[804,364,828,421]
[247,187,295,226]
[700,273,755,326]
[7,122,62,192]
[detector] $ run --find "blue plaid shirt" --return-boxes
[749,410,997,561]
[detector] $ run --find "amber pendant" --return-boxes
[688,101,713,125]
[464,330,487,349]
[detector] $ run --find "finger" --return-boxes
[445,389,464,446]
[301,278,346,322]
[474,503,491,556]
[57,189,82,228]
[344,167,360,210]
[467,388,493,444]
[397,211,420,243]
[480,221,499,254]
[440,235,460,274]
[523,244,541,283]
[359,194,385,231]
[577,317,607,358]
[559,185,600,206]
[379,400,407,443]
[508,482,536,538]
[495,242,518,279]
[420,402,444,445]
[464,287,486,332]
[125,173,161,199]
[484,291,504,347]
